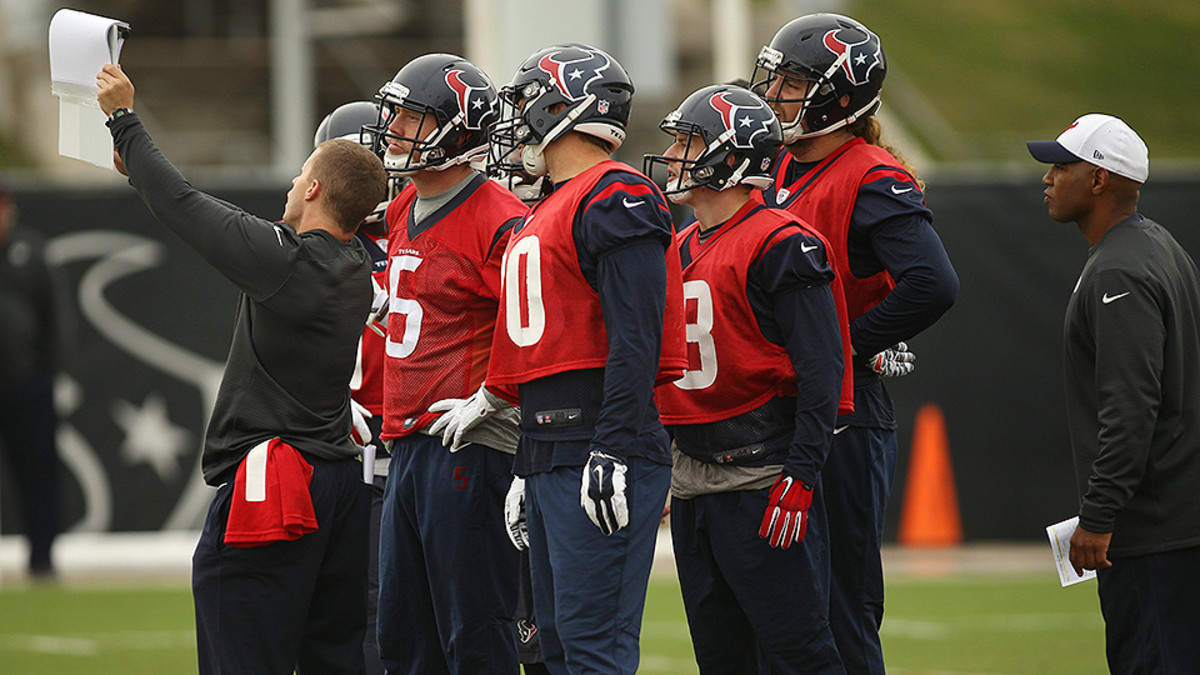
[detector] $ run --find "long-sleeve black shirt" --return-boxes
[1064,214,1200,557]
[109,113,373,484]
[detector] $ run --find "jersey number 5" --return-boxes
[675,279,717,390]
[386,255,424,358]
[502,235,546,347]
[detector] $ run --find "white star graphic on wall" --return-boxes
[112,393,192,482]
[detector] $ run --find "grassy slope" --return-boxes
[0,574,1105,675]
[854,0,1200,161]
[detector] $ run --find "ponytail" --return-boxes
[849,116,925,190]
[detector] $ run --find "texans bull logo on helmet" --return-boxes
[537,46,611,102]
[708,92,774,150]
[445,69,492,130]
[822,28,882,86]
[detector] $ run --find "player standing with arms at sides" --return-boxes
[314,99,397,675]
[751,14,958,674]
[645,84,849,674]
[433,43,686,675]
[1028,115,1200,673]
[98,65,386,675]
[365,53,527,675]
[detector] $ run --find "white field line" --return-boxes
[0,630,194,655]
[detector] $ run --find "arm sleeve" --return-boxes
[848,176,959,357]
[752,234,842,485]
[109,114,295,301]
[1079,268,1164,533]
[591,241,669,460]
[574,171,676,460]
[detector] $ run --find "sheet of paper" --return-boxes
[48,9,130,169]
[1046,516,1097,587]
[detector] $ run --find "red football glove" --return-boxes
[759,474,813,549]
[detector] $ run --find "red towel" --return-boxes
[224,438,318,547]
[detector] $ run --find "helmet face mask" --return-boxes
[366,53,497,175]
[489,43,633,178]
[750,13,886,143]
[643,84,781,201]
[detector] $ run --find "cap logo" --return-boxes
[822,28,882,85]
[537,47,611,102]
[708,92,773,150]
[1064,121,1079,132]
[445,69,491,130]
[1094,149,1105,160]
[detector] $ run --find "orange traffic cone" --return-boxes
[898,403,963,547]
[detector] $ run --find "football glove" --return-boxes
[759,474,813,549]
[350,398,372,446]
[426,385,507,452]
[868,341,916,378]
[504,477,529,551]
[581,451,629,535]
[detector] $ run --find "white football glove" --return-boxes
[868,341,916,378]
[581,451,629,535]
[426,385,506,452]
[504,477,529,551]
[350,398,372,446]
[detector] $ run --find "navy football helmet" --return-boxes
[313,100,381,149]
[366,53,497,174]
[750,14,886,142]
[643,84,781,198]
[489,43,633,177]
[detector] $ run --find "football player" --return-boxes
[645,83,848,673]
[432,43,686,674]
[751,14,959,674]
[313,100,394,675]
[365,54,527,674]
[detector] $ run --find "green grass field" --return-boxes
[0,573,1104,674]
[854,0,1200,162]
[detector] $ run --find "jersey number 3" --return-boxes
[675,279,717,390]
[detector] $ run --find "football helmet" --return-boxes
[643,84,781,201]
[489,43,634,177]
[750,13,886,142]
[313,100,381,149]
[366,53,497,174]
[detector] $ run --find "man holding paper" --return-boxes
[1028,115,1200,673]
[98,63,387,675]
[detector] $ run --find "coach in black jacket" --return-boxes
[1030,114,1200,673]
[99,64,387,675]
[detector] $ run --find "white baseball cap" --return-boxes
[1026,113,1149,183]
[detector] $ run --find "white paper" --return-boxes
[48,9,130,169]
[1046,516,1097,587]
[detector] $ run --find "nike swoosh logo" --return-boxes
[593,466,605,484]
[1102,292,1131,304]
[800,242,819,253]
[833,426,849,435]
[891,185,914,195]
[622,197,644,208]
[273,225,285,246]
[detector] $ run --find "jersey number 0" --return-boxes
[502,235,546,347]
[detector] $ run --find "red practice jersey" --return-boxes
[350,230,388,416]
[657,202,853,423]
[764,137,905,321]
[380,175,526,439]
[486,160,687,394]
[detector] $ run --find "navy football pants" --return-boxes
[525,456,670,675]
[193,454,371,675]
[0,371,60,572]
[671,488,844,674]
[377,436,519,675]
[823,426,897,675]
[1098,545,1200,674]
